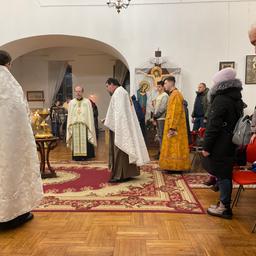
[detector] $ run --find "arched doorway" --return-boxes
[0,35,128,66]
[0,35,129,123]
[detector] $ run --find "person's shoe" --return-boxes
[210,184,219,192]
[208,201,220,209]
[207,202,233,219]
[23,213,34,224]
[108,178,120,183]
[207,201,223,210]
[0,213,34,230]
[120,177,133,183]
[203,176,217,186]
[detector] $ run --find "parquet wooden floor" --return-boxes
[0,133,255,256]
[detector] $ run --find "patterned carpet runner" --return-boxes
[36,162,204,214]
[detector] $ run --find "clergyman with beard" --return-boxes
[104,78,150,183]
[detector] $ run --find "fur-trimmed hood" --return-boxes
[208,79,242,102]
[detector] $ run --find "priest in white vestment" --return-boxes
[104,78,150,183]
[0,51,43,229]
[66,86,97,160]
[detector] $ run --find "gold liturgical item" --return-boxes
[35,109,53,138]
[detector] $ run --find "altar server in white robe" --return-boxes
[66,85,97,160]
[0,50,43,230]
[104,78,150,183]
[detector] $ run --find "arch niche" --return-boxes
[0,35,129,120]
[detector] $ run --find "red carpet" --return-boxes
[37,163,204,214]
[44,167,111,192]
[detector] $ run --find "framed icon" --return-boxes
[219,61,235,71]
[27,91,45,101]
[245,55,256,84]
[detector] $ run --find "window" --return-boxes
[56,65,73,103]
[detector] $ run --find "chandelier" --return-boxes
[106,0,131,13]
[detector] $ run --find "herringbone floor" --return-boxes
[0,133,255,256]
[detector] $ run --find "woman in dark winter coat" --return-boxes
[202,68,243,219]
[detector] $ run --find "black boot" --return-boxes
[0,212,34,230]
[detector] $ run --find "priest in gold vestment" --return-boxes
[159,76,191,171]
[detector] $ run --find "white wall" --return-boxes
[11,48,114,126]
[11,57,49,109]
[71,55,114,125]
[1,0,256,115]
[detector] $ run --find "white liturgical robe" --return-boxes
[0,65,43,222]
[66,98,97,156]
[104,86,150,166]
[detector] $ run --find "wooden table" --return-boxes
[35,137,58,178]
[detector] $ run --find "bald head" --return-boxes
[74,85,84,99]
[249,24,256,52]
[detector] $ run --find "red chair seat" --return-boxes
[246,141,256,163]
[232,141,256,231]
[232,170,256,185]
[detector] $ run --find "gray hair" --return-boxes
[74,85,84,92]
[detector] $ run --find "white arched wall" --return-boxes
[0,35,128,68]
[0,0,256,114]
[2,35,129,125]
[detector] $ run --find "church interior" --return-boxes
[0,0,256,255]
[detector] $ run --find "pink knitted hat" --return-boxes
[212,68,236,85]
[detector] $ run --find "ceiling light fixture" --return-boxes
[106,0,131,13]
